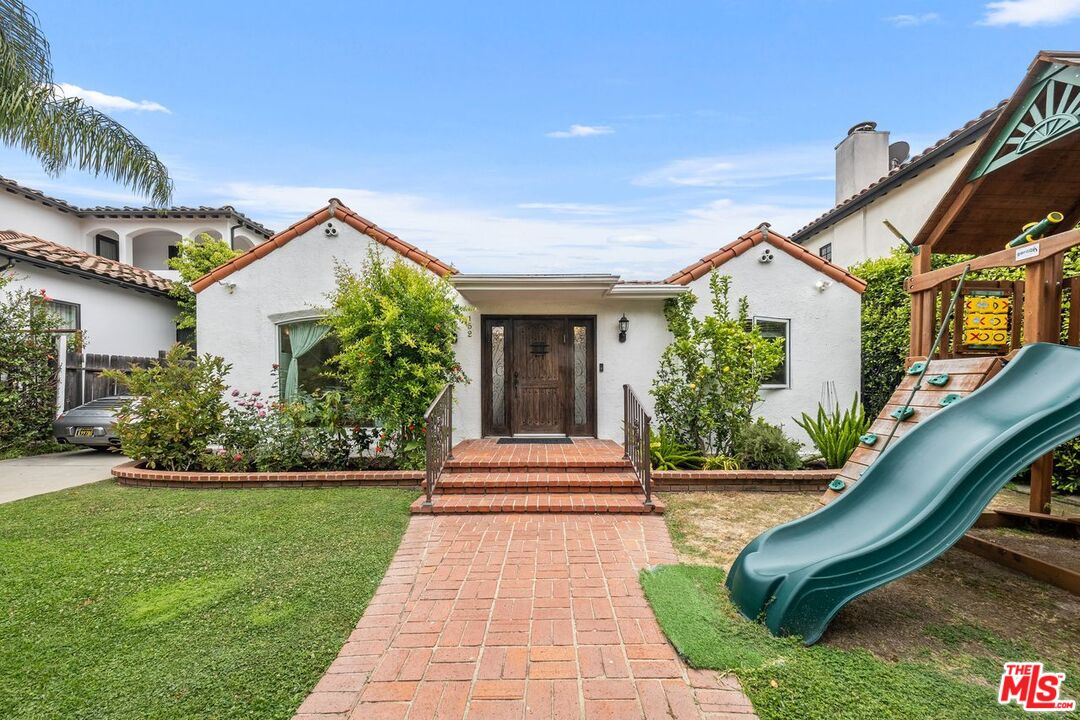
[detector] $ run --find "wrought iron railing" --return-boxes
[623,384,653,507]
[423,384,454,507]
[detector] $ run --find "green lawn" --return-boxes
[640,564,1056,720]
[0,482,416,720]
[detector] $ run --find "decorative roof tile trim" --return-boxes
[191,199,456,293]
[789,102,1006,243]
[664,223,867,294]
[0,230,173,294]
[0,175,274,238]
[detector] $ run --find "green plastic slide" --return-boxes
[726,343,1080,644]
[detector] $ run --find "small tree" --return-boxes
[0,273,63,454]
[104,344,229,470]
[322,248,470,469]
[652,272,784,457]
[168,234,241,335]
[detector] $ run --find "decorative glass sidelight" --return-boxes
[573,325,587,425]
[491,324,505,426]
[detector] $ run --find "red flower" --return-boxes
[232,452,243,462]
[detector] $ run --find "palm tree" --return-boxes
[0,0,172,206]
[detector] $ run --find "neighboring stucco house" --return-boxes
[195,200,864,446]
[0,175,272,357]
[791,106,1004,267]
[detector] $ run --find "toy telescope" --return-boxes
[1006,212,1064,248]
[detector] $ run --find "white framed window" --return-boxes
[276,319,340,398]
[46,300,80,331]
[753,317,790,389]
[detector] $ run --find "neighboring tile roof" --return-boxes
[0,230,173,295]
[664,223,866,293]
[0,175,274,238]
[789,102,1007,243]
[191,199,457,293]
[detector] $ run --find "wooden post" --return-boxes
[1023,255,1064,514]
[908,249,934,358]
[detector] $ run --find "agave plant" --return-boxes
[794,393,871,469]
[649,426,706,470]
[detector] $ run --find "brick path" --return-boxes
[295,514,757,719]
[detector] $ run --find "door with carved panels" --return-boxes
[481,316,595,436]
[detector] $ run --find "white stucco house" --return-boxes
[0,175,272,358]
[791,105,1004,267]
[195,200,864,446]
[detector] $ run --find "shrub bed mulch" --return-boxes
[654,468,835,492]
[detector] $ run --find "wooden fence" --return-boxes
[61,351,159,411]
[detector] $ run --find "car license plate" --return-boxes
[74,427,95,437]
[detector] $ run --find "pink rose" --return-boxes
[232,453,243,462]
[231,389,240,397]
[255,402,264,409]
[258,410,266,418]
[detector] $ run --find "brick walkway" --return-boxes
[295,514,757,719]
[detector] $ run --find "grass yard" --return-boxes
[0,481,416,720]
[648,489,1080,720]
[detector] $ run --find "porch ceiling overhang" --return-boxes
[450,274,687,304]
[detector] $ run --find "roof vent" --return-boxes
[324,221,338,238]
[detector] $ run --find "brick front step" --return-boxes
[428,471,642,494]
[444,460,633,473]
[410,492,664,514]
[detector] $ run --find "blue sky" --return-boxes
[3,0,1080,276]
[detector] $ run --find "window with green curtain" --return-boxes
[278,321,339,398]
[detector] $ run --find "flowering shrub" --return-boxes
[0,274,64,455]
[207,386,377,472]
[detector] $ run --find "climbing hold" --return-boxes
[829,478,847,492]
[890,406,915,421]
[940,393,962,407]
[859,432,878,446]
[906,362,927,375]
[927,373,950,387]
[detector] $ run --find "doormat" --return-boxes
[496,437,573,445]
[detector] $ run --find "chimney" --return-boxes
[834,121,890,204]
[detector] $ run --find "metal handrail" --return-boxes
[623,384,653,507]
[423,384,454,507]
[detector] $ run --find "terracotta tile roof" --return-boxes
[664,223,866,293]
[0,175,274,238]
[0,230,173,294]
[191,199,456,293]
[789,102,1007,243]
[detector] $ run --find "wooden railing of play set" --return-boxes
[906,228,1080,359]
[423,383,454,507]
[622,384,653,508]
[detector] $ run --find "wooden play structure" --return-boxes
[829,51,1080,594]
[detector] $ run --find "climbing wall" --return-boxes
[821,355,1006,504]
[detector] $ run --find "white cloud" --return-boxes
[980,0,1080,25]
[885,12,940,26]
[516,202,628,216]
[634,145,834,188]
[209,181,826,278]
[545,124,614,138]
[54,83,171,113]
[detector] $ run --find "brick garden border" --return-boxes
[112,462,834,493]
[653,468,835,492]
[111,461,423,489]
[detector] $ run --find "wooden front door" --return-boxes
[511,318,564,434]
[481,316,596,436]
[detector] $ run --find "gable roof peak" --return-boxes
[665,224,866,293]
[190,201,456,293]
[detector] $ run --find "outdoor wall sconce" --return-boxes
[815,279,832,293]
[618,314,629,343]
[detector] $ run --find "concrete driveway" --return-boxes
[0,449,127,504]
